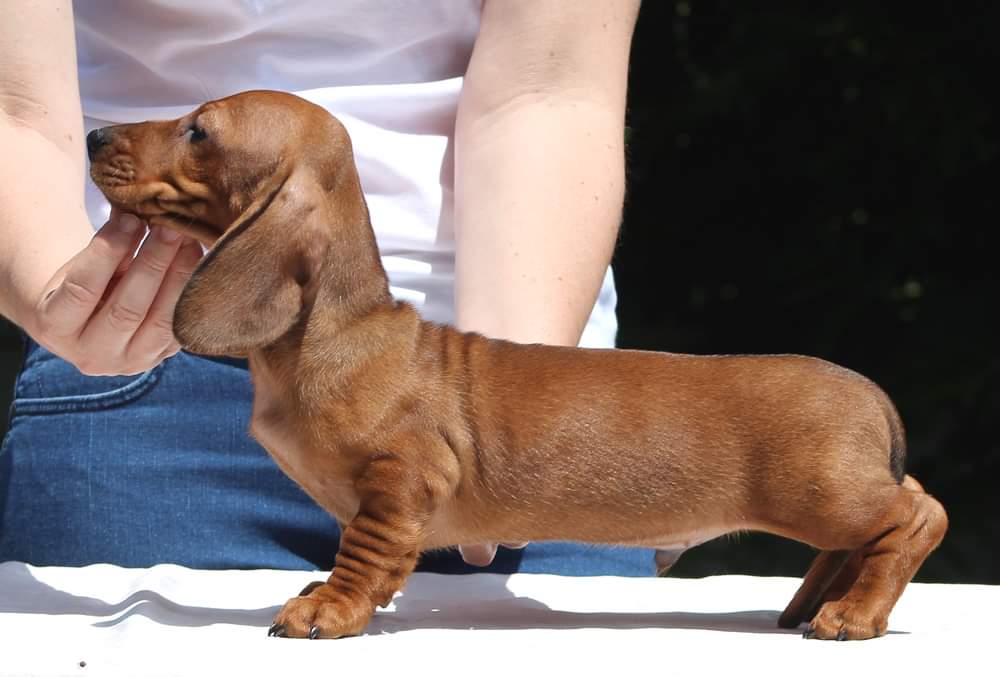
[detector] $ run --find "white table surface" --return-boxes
[0,560,990,677]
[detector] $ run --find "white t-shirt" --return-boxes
[74,0,618,347]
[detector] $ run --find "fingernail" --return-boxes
[156,226,181,243]
[117,214,142,234]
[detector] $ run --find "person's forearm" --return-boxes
[1,0,92,329]
[453,0,635,347]
[0,122,94,329]
[453,97,624,346]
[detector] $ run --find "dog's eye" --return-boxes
[188,124,208,142]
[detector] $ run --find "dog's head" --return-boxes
[88,90,378,355]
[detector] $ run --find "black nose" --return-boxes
[86,128,110,159]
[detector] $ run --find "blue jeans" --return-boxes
[0,338,655,575]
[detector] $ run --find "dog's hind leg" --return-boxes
[791,549,866,627]
[777,549,853,628]
[799,479,947,640]
[654,548,686,577]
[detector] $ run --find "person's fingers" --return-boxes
[107,207,142,277]
[459,543,499,567]
[79,225,184,359]
[96,211,149,309]
[127,237,203,362]
[36,212,145,340]
[156,342,183,362]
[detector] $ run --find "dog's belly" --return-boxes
[251,409,743,552]
[420,497,738,552]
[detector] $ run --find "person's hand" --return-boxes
[459,541,529,567]
[25,209,203,376]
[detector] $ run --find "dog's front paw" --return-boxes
[268,584,374,639]
[802,599,888,641]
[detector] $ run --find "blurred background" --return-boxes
[614,1,998,583]
[1,1,996,583]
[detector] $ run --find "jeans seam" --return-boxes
[12,365,163,415]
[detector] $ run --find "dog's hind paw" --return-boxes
[803,600,888,641]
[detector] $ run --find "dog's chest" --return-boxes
[247,360,361,524]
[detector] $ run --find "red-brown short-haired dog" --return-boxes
[88,90,947,641]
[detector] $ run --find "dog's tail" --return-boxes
[883,395,907,484]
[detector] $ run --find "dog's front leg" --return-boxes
[269,457,443,639]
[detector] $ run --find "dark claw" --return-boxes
[836,629,848,641]
[802,626,816,639]
[268,623,287,638]
[309,625,321,640]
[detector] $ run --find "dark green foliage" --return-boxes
[616,1,999,582]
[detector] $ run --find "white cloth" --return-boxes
[0,561,988,676]
[73,0,618,347]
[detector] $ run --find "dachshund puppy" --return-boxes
[87,91,947,641]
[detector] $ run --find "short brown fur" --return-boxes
[88,91,948,641]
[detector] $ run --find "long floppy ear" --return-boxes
[173,175,326,356]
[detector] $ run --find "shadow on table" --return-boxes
[0,562,801,636]
[370,573,796,635]
[0,561,276,628]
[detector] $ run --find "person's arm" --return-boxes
[454,0,639,345]
[1,0,201,375]
[454,0,640,565]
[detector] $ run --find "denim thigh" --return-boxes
[0,339,654,575]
